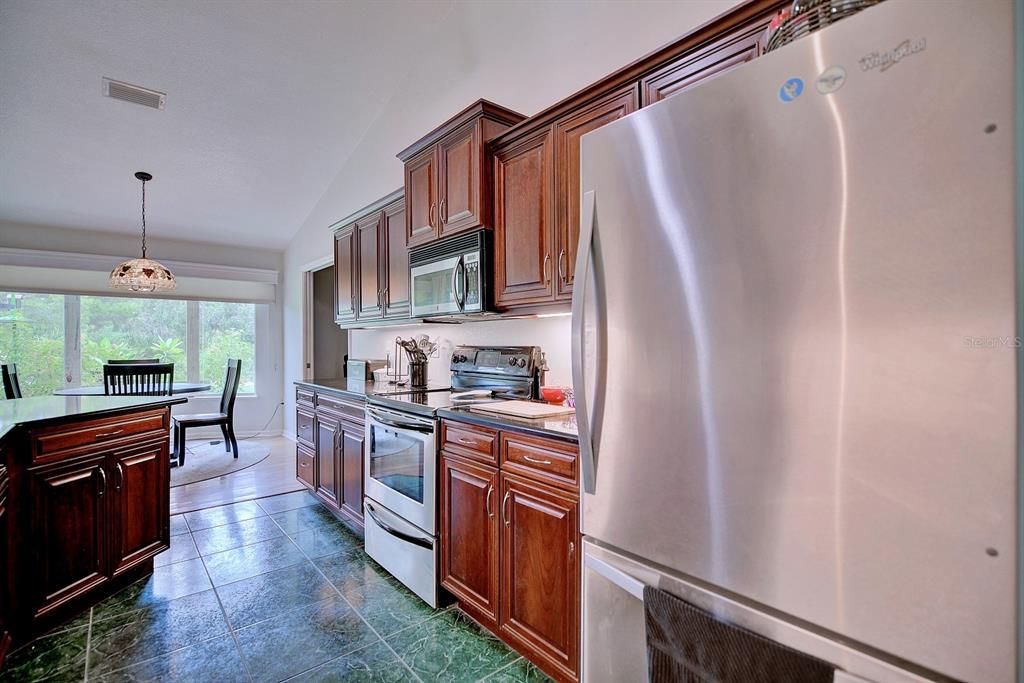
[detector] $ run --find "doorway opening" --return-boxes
[303,262,348,380]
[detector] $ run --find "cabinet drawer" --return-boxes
[296,408,315,447]
[501,432,578,489]
[315,393,365,422]
[296,444,315,490]
[296,387,314,407]
[31,409,169,462]
[441,421,498,465]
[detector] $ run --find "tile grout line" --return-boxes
[262,507,425,683]
[194,528,257,683]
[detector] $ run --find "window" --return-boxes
[0,292,65,396]
[0,290,257,397]
[80,296,187,387]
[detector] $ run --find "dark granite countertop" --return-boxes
[437,405,578,443]
[294,378,374,400]
[0,395,187,443]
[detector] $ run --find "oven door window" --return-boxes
[368,422,425,503]
[411,255,460,316]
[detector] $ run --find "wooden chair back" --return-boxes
[220,359,242,417]
[106,358,160,365]
[103,363,174,396]
[1,364,22,399]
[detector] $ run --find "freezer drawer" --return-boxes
[582,539,937,683]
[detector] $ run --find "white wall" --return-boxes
[0,220,285,436]
[280,0,737,435]
[349,316,572,387]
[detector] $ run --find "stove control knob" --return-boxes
[458,355,468,363]
[508,358,517,367]
[452,353,460,364]
[517,358,527,368]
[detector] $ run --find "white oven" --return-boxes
[364,405,436,534]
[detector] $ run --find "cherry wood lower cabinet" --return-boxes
[294,385,365,529]
[2,405,175,646]
[440,420,580,682]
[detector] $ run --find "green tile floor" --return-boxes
[0,490,551,682]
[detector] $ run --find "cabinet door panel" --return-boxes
[334,228,357,321]
[111,440,169,575]
[493,129,555,308]
[500,473,579,680]
[316,415,340,508]
[297,443,316,490]
[553,86,639,300]
[382,199,410,318]
[640,16,767,105]
[356,214,383,319]
[440,455,499,627]
[28,455,109,616]
[438,122,480,237]
[405,149,436,247]
[340,421,364,522]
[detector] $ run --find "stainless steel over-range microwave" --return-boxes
[409,230,490,318]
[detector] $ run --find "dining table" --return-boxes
[53,382,212,396]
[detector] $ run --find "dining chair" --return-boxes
[106,358,160,365]
[103,362,174,396]
[171,358,241,467]
[1,364,22,399]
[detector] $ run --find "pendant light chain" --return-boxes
[140,178,147,258]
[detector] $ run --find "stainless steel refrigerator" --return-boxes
[571,1,1017,682]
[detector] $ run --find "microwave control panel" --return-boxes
[463,252,481,311]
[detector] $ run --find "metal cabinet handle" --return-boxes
[523,455,552,465]
[457,437,475,445]
[440,199,447,223]
[114,462,124,491]
[501,491,511,527]
[558,249,567,281]
[95,429,124,439]
[96,468,107,497]
[486,485,494,518]
[569,541,575,556]
[543,254,552,282]
[429,202,437,228]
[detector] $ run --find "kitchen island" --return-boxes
[0,394,185,663]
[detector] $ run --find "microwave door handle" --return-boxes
[455,257,466,311]
[449,258,461,311]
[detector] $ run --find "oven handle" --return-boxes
[365,502,434,550]
[366,407,434,434]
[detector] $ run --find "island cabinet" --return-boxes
[488,0,787,313]
[333,190,410,328]
[398,100,525,249]
[440,420,580,682]
[0,462,10,669]
[294,385,365,528]
[1,403,177,642]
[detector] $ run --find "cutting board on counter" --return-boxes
[470,401,575,418]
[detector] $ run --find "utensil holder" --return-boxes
[408,361,428,388]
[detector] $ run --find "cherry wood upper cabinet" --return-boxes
[640,11,771,105]
[28,455,110,618]
[109,441,169,577]
[405,150,436,247]
[493,128,555,309]
[552,85,639,300]
[398,100,524,249]
[500,472,579,682]
[440,454,500,629]
[381,197,410,319]
[356,214,383,319]
[334,227,356,323]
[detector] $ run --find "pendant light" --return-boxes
[109,171,176,292]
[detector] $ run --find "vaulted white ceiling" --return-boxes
[0,0,733,251]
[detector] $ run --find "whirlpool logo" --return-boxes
[859,38,927,72]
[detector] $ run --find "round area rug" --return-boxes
[170,440,271,488]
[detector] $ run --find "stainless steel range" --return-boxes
[363,345,543,607]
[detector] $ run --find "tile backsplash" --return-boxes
[348,316,573,388]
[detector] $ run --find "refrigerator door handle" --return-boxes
[573,189,598,493]
[585,552,645,601]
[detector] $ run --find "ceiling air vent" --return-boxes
[102,78,165,110]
